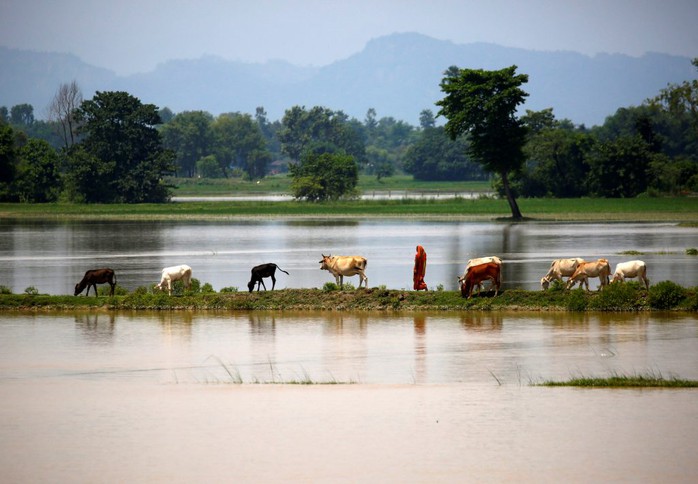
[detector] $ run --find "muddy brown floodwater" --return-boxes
[1,311,697,482]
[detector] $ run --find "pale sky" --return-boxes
[1,0,696,76]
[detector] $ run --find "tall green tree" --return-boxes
[403,127,485,181]
[71,91,174,203]
[436,65,529,219]
[278,106,366,164]
[0,122,18,200]
[14,138,62,202]
[160,111,213,177]
[289,151,358,201]
[212,112,271,179]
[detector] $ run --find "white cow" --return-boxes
[156,264,192,295]
[612,260,649,289]
[319,254,368,289]
[566,259,611,291]
[540,258,585,290]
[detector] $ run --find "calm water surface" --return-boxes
[1,311,697,482]
[1,219,696,294]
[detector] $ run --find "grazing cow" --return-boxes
[156,264,192,295]
[540,258,585,290]
[458,256,502,293]
[319,254,368,289]
[74,268,117,296]
[566,259,611,291]
[612,260,649,290]
[460,262,501,299]
[248,263,289,292]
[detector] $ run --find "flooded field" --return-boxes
[1,311,697,482]
[1,219,696,294]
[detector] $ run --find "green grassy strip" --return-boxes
[538,374,698,388]
[1,197,697,221]
[1,284,696,312]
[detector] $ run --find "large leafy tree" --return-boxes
[278,106,366,164]
[212,112,271,179]
[436,65,529,219]
[403,127,485,181]
[160,110,213,177]
[0,122,18,200]
[71,91,174,203]
[15,138,62,202]
[289,151,358,201]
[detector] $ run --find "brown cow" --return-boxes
[74,268,117,296]
[319,254,368,289]
[460,262,501,299]
[566,258,611,291]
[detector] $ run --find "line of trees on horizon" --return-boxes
[1,58,696,204]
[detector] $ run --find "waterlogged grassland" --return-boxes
[1,196,697,222]
[2,282,696,311]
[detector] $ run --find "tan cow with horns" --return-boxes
[319,254,368,289]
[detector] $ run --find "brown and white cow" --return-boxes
[566,258,611,291]
[319,254,368,289]
[460,262,501,299]
[612,260,649,290]
[540,258,585,290]
[156,264,192,295]
[458,256,502,294]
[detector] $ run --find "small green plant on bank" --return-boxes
[0,286,11,294]
[649,281,686,309]
[687,248,698,255]
[219,286,238,293]
[24,286,39,295]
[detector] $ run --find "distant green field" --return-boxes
[1,196,697,222]
[167,174,492,196]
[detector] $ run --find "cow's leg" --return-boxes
[91,284,98,296]
[270,274,276,290]
[260,279,267,291]
[337,275,343,288]
[109,281,115,296]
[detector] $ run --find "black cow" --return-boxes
[74,268,117,296]
[247,263,289,292]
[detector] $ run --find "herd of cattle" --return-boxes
[73,254,650,299]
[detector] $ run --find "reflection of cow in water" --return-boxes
[74,268,117,296]
[248,263,289,292]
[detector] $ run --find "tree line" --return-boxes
[1,58,696,206]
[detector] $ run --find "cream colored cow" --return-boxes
[566,259,611,291]
[540,258,585,290]
[612,260,649,290]
[319,254,368,289]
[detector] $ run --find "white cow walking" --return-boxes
[156,264,193,295]
[612,260,649,290]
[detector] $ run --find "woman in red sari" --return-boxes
[413,245,428,291]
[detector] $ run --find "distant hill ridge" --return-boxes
[2,32,696,126]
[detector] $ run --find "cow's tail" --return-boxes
[276,265,290,275]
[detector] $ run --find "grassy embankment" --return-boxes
[1,280,696,312]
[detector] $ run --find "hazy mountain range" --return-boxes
[2,32,696,127]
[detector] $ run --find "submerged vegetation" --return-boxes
[1,280,696,312]
[537,371,698,388]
